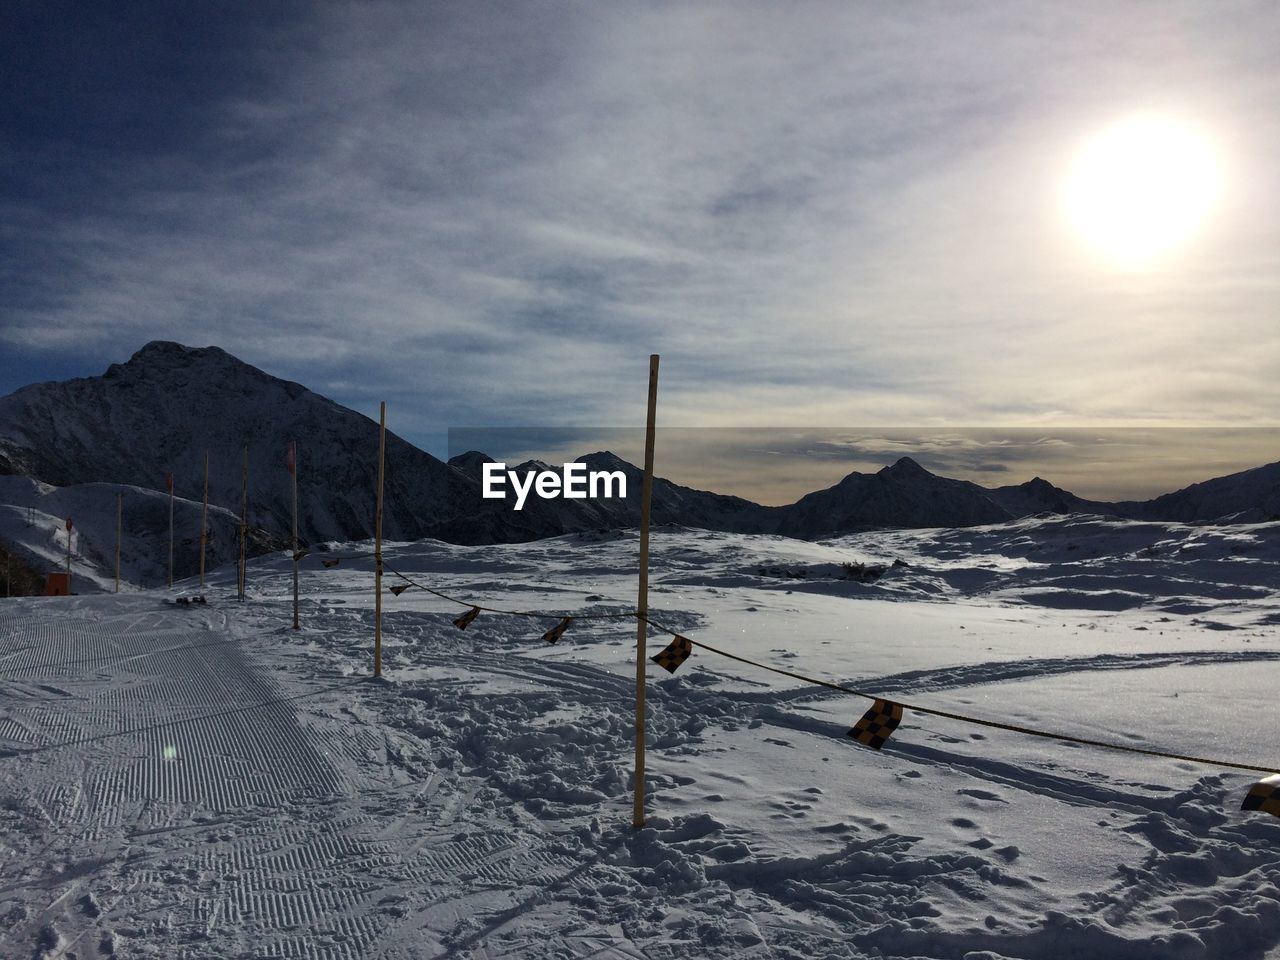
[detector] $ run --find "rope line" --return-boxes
[368,563,1277,777]
[636,617,1277,775]
[383,565,638,620]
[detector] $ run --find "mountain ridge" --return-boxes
[2,343,1278,558]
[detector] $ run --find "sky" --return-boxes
[448,426,1280,504]
[3,1,1279,498]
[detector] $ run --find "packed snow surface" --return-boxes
[2,515,1280,958]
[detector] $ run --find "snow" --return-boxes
[3,515,1280,958]
[0,474,256,592]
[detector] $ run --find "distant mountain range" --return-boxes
[1,342,1278,571]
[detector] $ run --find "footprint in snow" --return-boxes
[78,893,101,918]
[957,788,1006,803]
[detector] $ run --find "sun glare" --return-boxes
[1060,113,1221,268]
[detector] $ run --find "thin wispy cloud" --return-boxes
[3,0,1279,456]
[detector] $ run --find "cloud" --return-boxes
[444,425,1280,504]
[3,0,1280,452]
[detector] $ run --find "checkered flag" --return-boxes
[651,635,693,674]
[453,606,481,630]
[1242,775,1280,818]
[542,617,573,644]
[390,584,411,596]
[848,699,903,750]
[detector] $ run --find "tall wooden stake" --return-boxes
[291,440,300,631]
[238,445,248,601]
[633,354,660,829]
[115,493,122,593]
[199,451,208,588]
[374,402,386,678]
[167,480,174,589]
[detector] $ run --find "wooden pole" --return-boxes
[291,440,300,631]
[199,451,208,589]
[115,493,121,593]
[168,483,174,589]
[633,353,660,829]
[238,445,248,601]
[374,402,386,678]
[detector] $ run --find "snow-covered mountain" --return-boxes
[576,451,778,532]
[987,475,1118,519]
[0,342,529,548]
[447,449,777,534]
[1114,460,1280,524]
[3,343,1279,571]
[775,457,1011,538]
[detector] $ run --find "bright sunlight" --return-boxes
[1060,113,1221,268]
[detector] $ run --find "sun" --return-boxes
[1060,114,1221,267]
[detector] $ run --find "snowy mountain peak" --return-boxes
[102,341,290,392]
[117,341,236,372]
[579,451,636,473]
[448,450,496,478]
[880,456,933,478]
[133,340,218,361]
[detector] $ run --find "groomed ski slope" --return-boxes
[3,515,1280,959]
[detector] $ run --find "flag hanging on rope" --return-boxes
[651,635,693,674]
[292,550,309,563]
[322,558,341,568]
[390,584,411,596]
[848,699,904,750]
[165,472,174,493]
[1242,775,1280,818]
[453,606,481,630]
[286,441,296,476]
[542,617,573,644]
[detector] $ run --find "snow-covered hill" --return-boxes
[0,475,284,591]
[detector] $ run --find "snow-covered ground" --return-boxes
[3,516,1280,959]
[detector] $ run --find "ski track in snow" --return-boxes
[0,610,591,959]
[3,521,1280,958]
